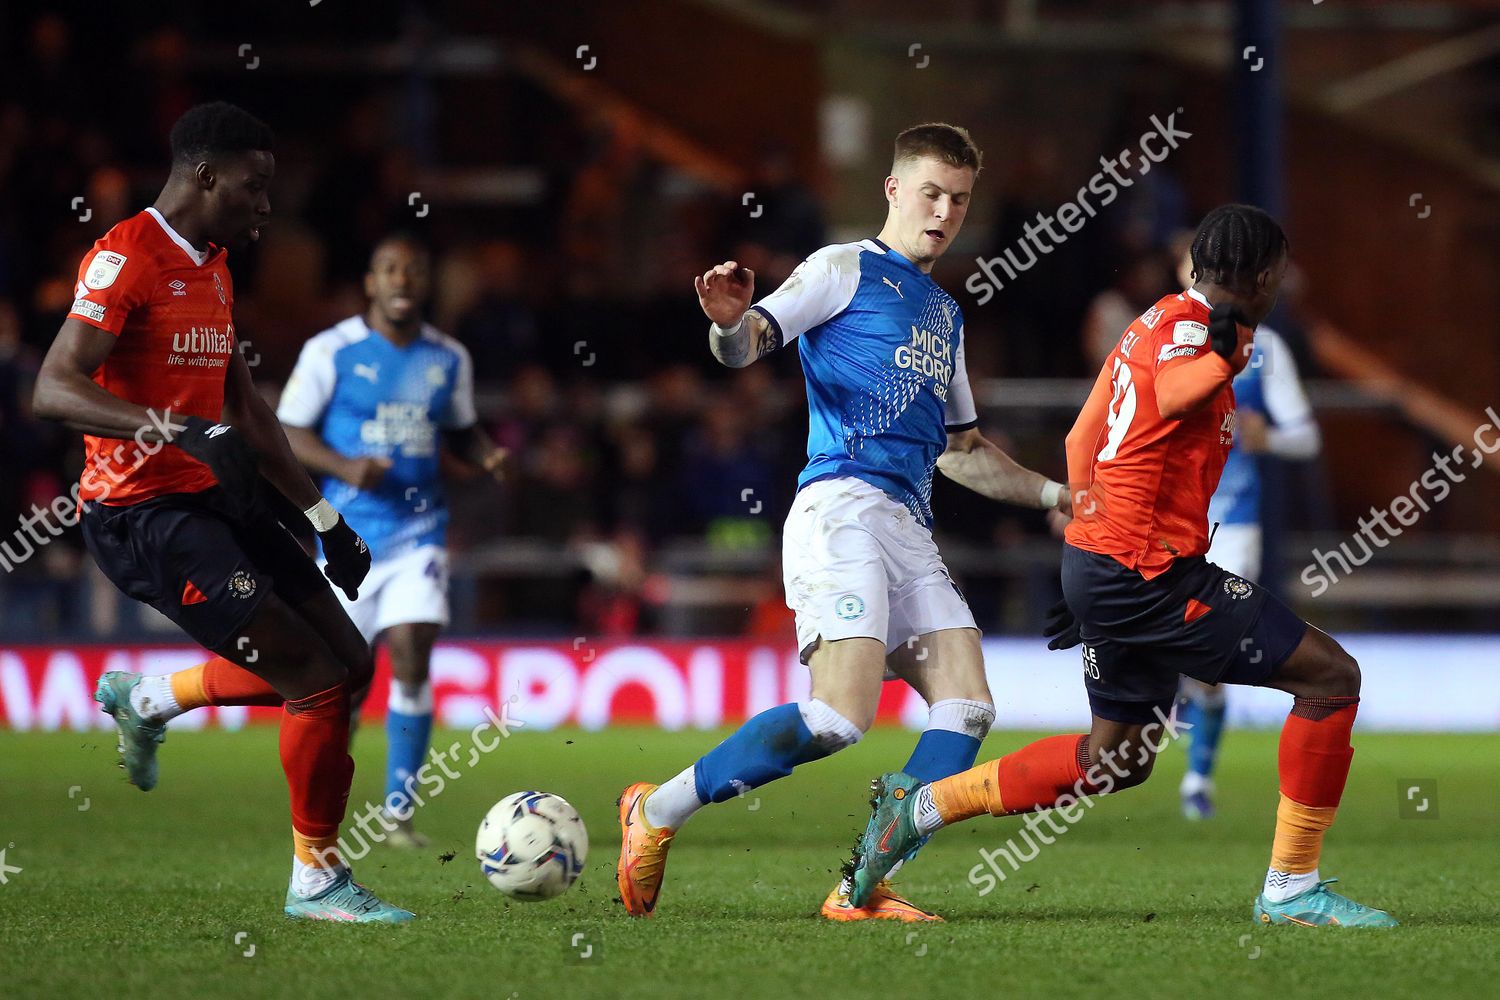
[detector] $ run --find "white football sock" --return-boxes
[291,856,348,899]
[925,698,996,741]
[1263,867,1319,902]
[130,674,182,723]
[1180,771,1213,797]
[798,698,863,752]
[643,766,701,831]
[913,784,945,836]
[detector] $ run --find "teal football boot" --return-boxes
[284,869,416,924]
[1255,879,1399,927]
[94,671,167,791]
[849,771,925,908]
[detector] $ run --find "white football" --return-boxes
[475,790,589,900]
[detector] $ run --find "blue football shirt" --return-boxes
[278,316,477,561]
[750,238,978,525]
[1208,326,1316,527]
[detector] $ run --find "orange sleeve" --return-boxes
[67,241,154,336]
[1156,350,1236,419]
[1065,362,1115,495]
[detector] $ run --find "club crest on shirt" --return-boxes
[834,594,866,621]
[1223,577,1252,600]
[84,250,127,290]
[212,272,227,305]
[426,364,446,387]
[228,570,257,599]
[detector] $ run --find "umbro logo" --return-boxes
[353,363,379,383]
[882,276,903,299]
[169,279,188,297]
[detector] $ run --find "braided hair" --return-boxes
[1188,204,1288,293]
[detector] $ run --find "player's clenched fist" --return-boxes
[694,261,754,327]
[318,514,372,601]
[1208,303,1253,370]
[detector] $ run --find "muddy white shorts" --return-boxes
[782,477,976,664]
[323,543,450,644]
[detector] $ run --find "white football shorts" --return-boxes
[782,476,977,665]
[324,543,450,644]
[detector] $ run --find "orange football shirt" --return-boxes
[1064,289,1240,578]
[67,208,238,504]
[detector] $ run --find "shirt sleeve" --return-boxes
[1152,315,1212,375]
[1255,327,1321,459]
[747,244,861,348]
[944,327,979,430]
[441,340,478,430]
[276,334,339,429]
[68,241,154,336]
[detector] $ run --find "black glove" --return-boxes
[174,416,261,514]
[319,514,371,601]
[1043,598,1082,651]
[1208,303,1247,363]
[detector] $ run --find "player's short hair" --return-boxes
[893,123,982,174]
[368,230,432,270]
[1188,204,1288,292]
[169,102,274,167]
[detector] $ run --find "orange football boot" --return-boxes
[616,782,677,917]
[820,879,944,922]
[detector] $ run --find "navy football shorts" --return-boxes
[82,486,330,651]
[1060,543,1308,725]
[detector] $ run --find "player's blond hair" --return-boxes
[893,123,982,174]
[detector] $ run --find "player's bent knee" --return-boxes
[300,647,350,694]
[345,647,375,691]
[1085,733,1157,792]
[1327,647,1361,697]
[798,698,865,750]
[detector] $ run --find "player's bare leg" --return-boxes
[618,637,881,917]
[379,621,441,848]
[823,628,994,923]
[219,593,413,923]
[1251,626,1396,926]
[102,582,377,787]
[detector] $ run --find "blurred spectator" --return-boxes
[1080,249,1171,368]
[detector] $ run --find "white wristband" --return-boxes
[711,315,746,338]
[304,497,341,533]
[1039,480,1065,510]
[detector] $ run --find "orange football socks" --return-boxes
[281,684,354,870]
[1268,696,1358,881]
[169,656,283,709]
[930,734,1098,824]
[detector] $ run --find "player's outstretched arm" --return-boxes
[696,261,777,368]
[34,318,177,440]
[937,427,1068,514]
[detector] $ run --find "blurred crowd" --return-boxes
[0,12,1251,640]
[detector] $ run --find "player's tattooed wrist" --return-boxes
[709,315,752,367]
[751,314,781,358]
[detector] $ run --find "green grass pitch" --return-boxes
[1,724,1494,999]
